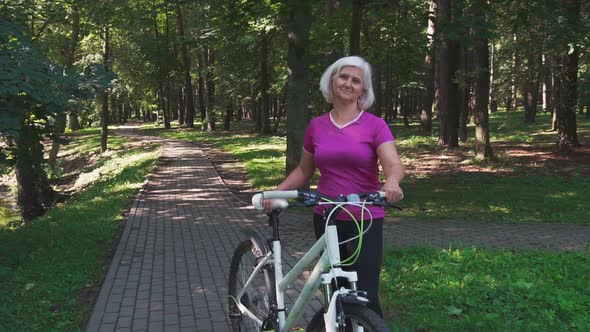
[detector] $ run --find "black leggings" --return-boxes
[313,213,384,317]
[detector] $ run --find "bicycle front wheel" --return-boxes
[306,303,391,332]
[228,233,276,331]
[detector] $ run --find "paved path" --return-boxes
[87,128,590,332]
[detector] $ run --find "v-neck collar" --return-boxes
[329,110,364,130]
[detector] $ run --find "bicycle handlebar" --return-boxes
[251,190,387,211]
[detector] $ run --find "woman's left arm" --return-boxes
[377,142,405,203]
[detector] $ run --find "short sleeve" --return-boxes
[303,120,315,153]
[373,118,394,148]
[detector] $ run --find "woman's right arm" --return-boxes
[275,149,316,190]
[261,150,315,210]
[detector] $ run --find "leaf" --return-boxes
[24,282,36,291]
[446,305,463,317]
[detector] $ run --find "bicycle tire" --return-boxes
[228,231,277,332]
[306,303,391,332]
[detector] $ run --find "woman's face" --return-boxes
[331,66,364,104]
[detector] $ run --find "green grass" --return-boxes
[396,173,590,222]
[0,142,158,330]
[382,246,590,331]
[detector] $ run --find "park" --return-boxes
[1,0,590,331]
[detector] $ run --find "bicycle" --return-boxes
[227,190,393,332]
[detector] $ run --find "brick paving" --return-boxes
[86,128,590,332]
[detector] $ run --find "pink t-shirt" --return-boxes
[303,111,394,220]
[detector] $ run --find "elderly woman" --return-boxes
[266,55,405,317]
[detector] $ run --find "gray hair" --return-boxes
[319,56,375,110]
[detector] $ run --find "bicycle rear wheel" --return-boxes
[306,303,391,332]
[228,232,277,331]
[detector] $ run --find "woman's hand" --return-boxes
[261,198,274,213]
[382,179,404,203]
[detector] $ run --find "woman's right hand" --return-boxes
[261,198,274,213]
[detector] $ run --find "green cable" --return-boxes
[319,197,369,267]
[341,199,367,266]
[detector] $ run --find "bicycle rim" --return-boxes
[228,238,276,332]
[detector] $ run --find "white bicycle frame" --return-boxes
[236,191,379,332]
[236,223,358,332]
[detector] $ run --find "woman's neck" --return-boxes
[331,101,361,125]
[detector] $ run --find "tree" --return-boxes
[176,0,195,128]
[437,0,460,147]
[0,20,111,221]
[554,0,581,153]
[285,0,311,175]
[420,0,437,134]
[472,0,494,159]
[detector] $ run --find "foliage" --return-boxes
[382,246,590,331]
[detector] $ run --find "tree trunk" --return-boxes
[509,33,518,112]
[223,100,232,130]
[349,0,361,55]
[421,0,437,134]
[556,0,580,153]
[67,3,82,131]
[437,0,459,147]
[14,123,57,221]
[523,46,540,123]
[198,51,207,121]
[542,52,552,113]
[473,0,493,159]
[176,0,194,128]
[100,25,110,153]
[286,0,311,175]
[49,3,80,167]
[459,43,470,143]
[178,88,185,125]
[260,31,271,134]
[489,41,498,113]
[204,47,216,131]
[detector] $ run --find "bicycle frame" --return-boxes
[235,216,360,332]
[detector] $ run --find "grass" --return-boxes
[382,246,590,331]
[0,132,159,330]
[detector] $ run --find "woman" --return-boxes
[265,55,405,317]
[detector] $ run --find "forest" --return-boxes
[1,0,589,221]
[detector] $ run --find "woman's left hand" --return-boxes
[382,180,404,203]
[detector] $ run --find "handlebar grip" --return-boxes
[262,190,299,199]
[378,191,386,198]
[252,193,289,210]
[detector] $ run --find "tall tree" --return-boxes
[472,0,494,159]
[437,0,460,147]
[260,30,271,134]
[285,0,311,175]
[1,20,110,221]
[349,0,362,55]
[176,0,195,128]
[48,2,81,168]
[100,24,110,152]
[420,0,437,134]
[555,0,581,152]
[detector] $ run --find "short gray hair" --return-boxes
[319,56,375,110]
